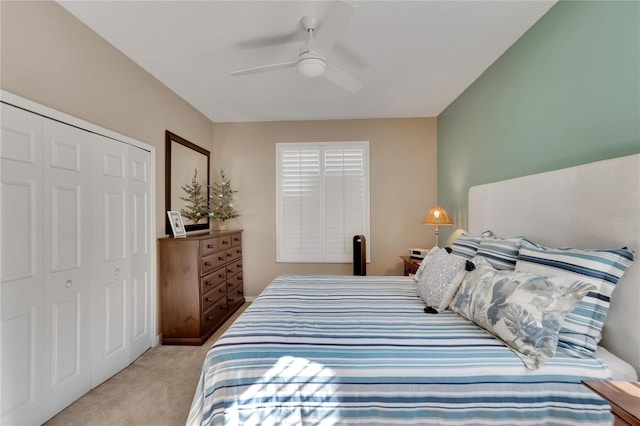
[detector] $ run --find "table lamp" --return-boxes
[421,206,454,247]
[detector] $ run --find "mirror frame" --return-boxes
[165,130,210,234]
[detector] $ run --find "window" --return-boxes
[276,142,370,263]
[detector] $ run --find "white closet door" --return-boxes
[41,118,92,421]
[128,145,152,361]
[91,135,130,387]
[0,104,44,426]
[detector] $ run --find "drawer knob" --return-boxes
[206,280,213,286]
[226,253,232,257]
[219,287,225,293]
[219,273,225,279]
[237,276,242,281]
[238,290,244,295]
[207,316,213,321]
[206,297,213,302]
[222,240,229,245]
[228,297,235,303]
[207,244,214,248]
[218,256,225,261]
[65,279,72,288]
[236,250,241,254]
[205,261,212,266]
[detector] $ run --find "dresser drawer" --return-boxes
[226,259,243,277]
[227,281,244,300]
[227,272,243,290]
[226,246,242,263]
[202,282,226,312]
[201,267,226,293]
[200,237,219,257]
[202,298,227,333]
[202,251,227,275]
[227,283,244,312]
[219,235,232,250]
[231,233,242,247]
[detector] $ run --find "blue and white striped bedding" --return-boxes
[187,275,612,425]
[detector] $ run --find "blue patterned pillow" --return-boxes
[451,231,493,260]
[476,237,523,270]
[515,241,635,356]
[451,264,595,369]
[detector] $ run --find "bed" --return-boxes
[187,154,639,425]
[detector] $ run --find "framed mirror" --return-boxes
[165,130,210,234]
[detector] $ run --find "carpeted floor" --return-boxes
[44,303,250,426]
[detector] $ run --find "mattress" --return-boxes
[187,275,613,425]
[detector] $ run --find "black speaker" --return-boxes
[353,235,366,276]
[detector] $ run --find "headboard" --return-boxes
[468,153,640,375]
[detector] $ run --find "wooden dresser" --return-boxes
[159,230,244,345]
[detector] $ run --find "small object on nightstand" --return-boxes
[582,381,640,426]
[400,255,421,276]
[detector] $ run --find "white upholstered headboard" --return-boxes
[468,153,640,374]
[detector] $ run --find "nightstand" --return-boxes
[400,256,421,276]
[582,381,640,426]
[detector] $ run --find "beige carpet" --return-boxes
[44,303,250,426]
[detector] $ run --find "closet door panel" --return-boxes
[41,119,92,421]
[92,135,130,387]
[0,104,44,426]
[129,146,152,360]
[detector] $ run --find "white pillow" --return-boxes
[416,247,468,312]
[412,247,440,282]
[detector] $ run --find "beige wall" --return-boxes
[1,0,438,304]
[213,118,438,297]
[0,0,214,238]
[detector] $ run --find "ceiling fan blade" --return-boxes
[230,62,296,76]
[323,64,362,92]
[312,1,355,57]
[236,31,303,50]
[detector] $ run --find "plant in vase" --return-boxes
[209,169,239,231]
[179,169,210,224]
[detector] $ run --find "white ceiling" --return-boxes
[57,1,556,123]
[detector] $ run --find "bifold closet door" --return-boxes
[128,145,152,361]
[41,119,92,420]
[0,104,45,426]
[91,135,131,387]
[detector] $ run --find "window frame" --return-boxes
[276,141,371,263]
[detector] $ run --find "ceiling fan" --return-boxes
[230,1,362,93]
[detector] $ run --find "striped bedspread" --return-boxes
[187,275,612,425]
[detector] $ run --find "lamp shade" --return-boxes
[421,206,454,226]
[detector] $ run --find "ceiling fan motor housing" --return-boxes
[297,54,327,78]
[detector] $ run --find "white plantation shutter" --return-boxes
[276,142,370,263]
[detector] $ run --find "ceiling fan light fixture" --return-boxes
[297,57,327,78]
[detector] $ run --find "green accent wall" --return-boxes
[437,0,640,243]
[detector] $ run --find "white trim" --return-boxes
[1,90,158,353]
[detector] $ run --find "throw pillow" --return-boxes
[417,247,467,312]
[515,240,635,357]
[450,267,595,369]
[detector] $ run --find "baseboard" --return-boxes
[154,333,162,347]
[245,296,256,302]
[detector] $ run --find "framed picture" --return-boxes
[167,211,187,238]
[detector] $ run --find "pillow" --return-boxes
[475,236,523,270]
[450,230,494,260]
[412,247,439,282]
[516,240,635,357]
[416,247,467,312]
[450,266,595,369]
